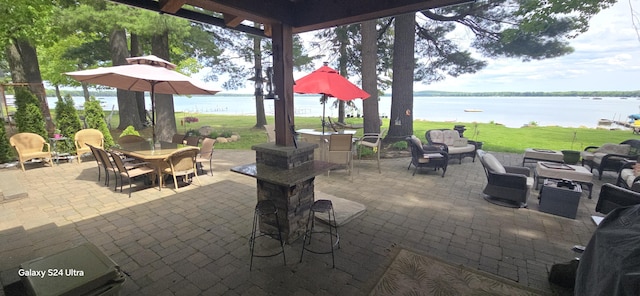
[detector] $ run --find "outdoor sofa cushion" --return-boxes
[427,129,475,154]
[581,143,631,162]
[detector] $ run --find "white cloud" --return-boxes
[422,0,640,92]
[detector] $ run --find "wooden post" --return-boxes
[271,22,294,147]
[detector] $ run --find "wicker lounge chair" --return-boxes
[9,133,54,171]
[477,149,533,208]
[405,135,448,177]
[74,129,104,163]
[163,147,201,190]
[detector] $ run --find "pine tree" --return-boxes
[54,94,82,153]
[84,97,114,148]
[0,119,14,163]
[14,88,47,138]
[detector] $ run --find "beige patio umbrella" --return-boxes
[66,55,219,143]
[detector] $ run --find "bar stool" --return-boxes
[300,199,340,268]
[249,200,286,270]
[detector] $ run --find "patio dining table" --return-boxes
[113,141,194,189]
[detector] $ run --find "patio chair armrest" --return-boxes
[44,142,51,152]
[504,166,531,177]
[584,146,599,152]
[427,142,449,152]
[601,153,637,163]
[488,172,528,189]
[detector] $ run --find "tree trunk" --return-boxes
[111,29,142,131]
[131,33,147,123]
[385,13,415,143]
[54,85,62,101]
[152,31,177,143]
[337,42,348,123]
[361,20,380,134]
[6,39,55,133]
[81,82,90,101]
[253,31,267,128]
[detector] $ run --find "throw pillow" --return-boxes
[453,137,468,147]
[633,163,640,176]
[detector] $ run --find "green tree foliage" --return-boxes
[0,119,13,163]
[84,97,114,148]
[54,94,82,153]
[14,88,47,138]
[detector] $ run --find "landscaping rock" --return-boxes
[216,137,228,143]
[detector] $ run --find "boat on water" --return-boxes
[597,119,613,127]
[464,109,483,112]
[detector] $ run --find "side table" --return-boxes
[49,137,70,165]
[539,179,582,219]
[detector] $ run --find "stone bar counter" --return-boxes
[231,141,337,243]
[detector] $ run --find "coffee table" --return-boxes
[523,148,565,166]
[535,162,594,199]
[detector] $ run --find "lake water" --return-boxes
[47,95,640,129]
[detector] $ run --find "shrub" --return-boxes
[0,119,13,163]
[186,129,200,137]
[84,97,115,148]
[208,131,219,139]
[14,88,46,138]
[54,95,82,153]
[120,125,140,137]
[390,141,408,150]
[220,130,233,138]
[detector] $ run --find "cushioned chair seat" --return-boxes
[620,169,636,188]
[448,145,476,155]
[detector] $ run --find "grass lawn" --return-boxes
[106,112,640,153]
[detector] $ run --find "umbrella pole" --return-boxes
[322,94,326,134]
[151,83,156,144]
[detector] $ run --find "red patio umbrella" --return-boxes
[294,63,370,133]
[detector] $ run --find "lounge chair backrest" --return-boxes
[10,133,48,154]
[184,136,200,146]
[594,143,631,155]
[166,147,199,173]
[329,134,352,152]
[478,150,506,174]
[596,183,640,214]
[108,150,128,174]
[97,148,115,170]
[118,135,146,146]
[75,129,104,150]
[171,134,186,144]
[427,129,462,147]
[199,138,216,160]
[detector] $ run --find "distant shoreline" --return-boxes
[46,90,640,98]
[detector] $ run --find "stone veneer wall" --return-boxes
[257,179,315,243]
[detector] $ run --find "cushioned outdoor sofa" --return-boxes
[581,139,640,180]
[425,129,478,164]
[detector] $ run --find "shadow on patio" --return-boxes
[0,149,608,295]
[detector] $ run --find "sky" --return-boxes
[421,0,640,93]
